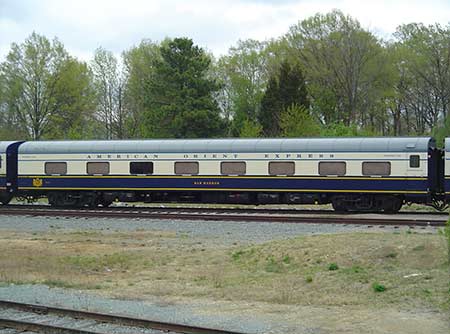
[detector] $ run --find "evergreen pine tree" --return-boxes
[258,61,309,137]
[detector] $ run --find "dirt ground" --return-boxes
[0,227,449,333]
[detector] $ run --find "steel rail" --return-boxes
[4,203,448,216]
[0,207,445,226]
[0,299,248,334]
[0,317,101,334]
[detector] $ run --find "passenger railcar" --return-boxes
[444,138,450,201]
[0,141,23,204]
[10,137,441,212]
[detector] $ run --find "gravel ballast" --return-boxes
[0,215,436,246]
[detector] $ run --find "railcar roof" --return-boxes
[444,138,450,151]
[0,141,21,153]
[18,137,435,154]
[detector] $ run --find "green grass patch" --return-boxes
[232,250,245,261]
[62,253,134,272]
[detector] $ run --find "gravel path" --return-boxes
[0,215,436,246]
[0,285,289,334]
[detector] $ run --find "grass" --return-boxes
[0,229,448,312]
[62,253,134,272]
[439,218,450,266]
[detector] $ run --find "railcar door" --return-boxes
[6,141,24,194]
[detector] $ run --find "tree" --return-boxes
[144,37,225,138]
[0,32,69,139]
[259,61,309,136]
[239,118,262,137]
[286,10,389,131]
[122,39,161,138]
[280,104,320,137]
[91,47,127,139]
[47,59,97,139]
[216,39,271,136]
[392,23,450,135]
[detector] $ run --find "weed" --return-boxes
[210,270,223,289]
[372,282,386,292]
[413,245,425,251]
[282,255,291,264]
[305,276,313,283]
[341,265,366,275]
[41,279,76,288]
[232,250,244,261]
[385,252,397,258]
[265,256,283,273]
[349,265,365,273]
[328,263,339,271]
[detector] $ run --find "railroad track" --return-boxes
[0,299,247,334]
[3,203,448,215]
[0,205,446,227]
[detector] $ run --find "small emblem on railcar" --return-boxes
[32,178,43,187]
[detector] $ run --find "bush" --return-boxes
[328,263,339,271]
[372,282,386,292]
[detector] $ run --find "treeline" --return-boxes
[1,10,449,141]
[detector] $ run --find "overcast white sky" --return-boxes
[0,0,449,62]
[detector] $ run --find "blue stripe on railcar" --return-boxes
[444,177,450,196]
[18,175,429,196]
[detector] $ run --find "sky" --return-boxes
[0,0,449,62]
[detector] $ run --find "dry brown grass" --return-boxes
[0,229,448,312]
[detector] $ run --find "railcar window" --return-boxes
[362,162,391,176]
[221,161,246,175]
[319,162,346,176]
[45,162,67,175]
[130,162,153,174]
[409,155,420,168]
[269,161,295,175]
[87,162,110,175]
[175,162,199,175]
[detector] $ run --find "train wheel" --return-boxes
[0,192,12,205]
[331,196,348,212]
[100,201,113,207]
[382,196,403,213]
[48,192,63,207]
